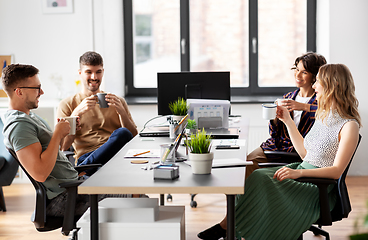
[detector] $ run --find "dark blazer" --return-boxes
[260,89,317,154]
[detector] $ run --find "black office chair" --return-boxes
[260,134,362,240]
[7,148,100,238]
[0,118,19,212]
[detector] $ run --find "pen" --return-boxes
[161,148,171,163]
[133,150,150,157]
[174,114,188,132]
[174,133,182,142]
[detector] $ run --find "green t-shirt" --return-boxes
[3,110,78,199]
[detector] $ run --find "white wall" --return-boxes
[0,0,367,175]
[0,0,124,98]
[317,0,368,175]
[0,0,93,99]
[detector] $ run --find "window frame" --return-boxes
[123,0,317,99]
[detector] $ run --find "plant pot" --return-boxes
[188,152,214,174]
[350,233,368,240]
[172,115,185,122]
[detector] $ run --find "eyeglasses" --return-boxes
[14,86,41,93]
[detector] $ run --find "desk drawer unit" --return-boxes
[77,198,185,240]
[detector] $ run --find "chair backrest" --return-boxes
[7,148,79,235]
[0,119,19,186]
[331,134,362,221]
[7,148,49,229]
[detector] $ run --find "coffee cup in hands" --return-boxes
[63,116,78,135]
[274,99,283,106]
[262,103,277,120]
[96,93,109,108]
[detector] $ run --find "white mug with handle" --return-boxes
[262,103,277,120]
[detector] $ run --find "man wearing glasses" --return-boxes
[1,63,83,216]
[1,64,139,220]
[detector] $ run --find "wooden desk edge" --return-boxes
[78,186,244,195]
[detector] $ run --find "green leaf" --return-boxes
[186,128,212,154]
[168,97,188,115]
[186,119,197,129]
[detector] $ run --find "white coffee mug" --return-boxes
[64,116,78,135]
[274,99,283,106]
[262,103,277,120]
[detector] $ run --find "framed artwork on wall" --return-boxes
[0,55,13,97]
[41,0,74,14]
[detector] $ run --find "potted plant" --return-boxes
[169,98,188,121]
[350,200,368,240]
[185,129,213,174]
[186,119,197,135]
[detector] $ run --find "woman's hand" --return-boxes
[276,105,293,126]
[277,99,309,112]
[273,166,302,181]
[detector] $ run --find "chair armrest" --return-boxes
[263,151,301,163]
[63,150,75,167]
[296,177,337,185]
[74,164,102,174]
[59,179,84,188]
[63,150,74,157]
[295,177,338,226]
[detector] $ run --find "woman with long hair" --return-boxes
[198,63,361,240]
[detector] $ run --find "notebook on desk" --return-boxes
[139,126,170,137]
[185,158,252,168]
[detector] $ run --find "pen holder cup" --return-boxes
[160,144,172,164]
[169,123,181,139]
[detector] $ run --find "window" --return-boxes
[124,0,316,98]
[135,14,152,64]
[125,0,181,90]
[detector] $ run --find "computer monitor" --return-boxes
[157,71,230,116]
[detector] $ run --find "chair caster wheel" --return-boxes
[167,194,173,201]
[190,200,197,208]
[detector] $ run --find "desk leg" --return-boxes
[226,195,235,240]
[90,195,99,240]
[160,194,165,206]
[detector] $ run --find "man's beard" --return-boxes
[25,99,38,110]
[87,79,100,92]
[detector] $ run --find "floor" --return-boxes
[0,176,367,240]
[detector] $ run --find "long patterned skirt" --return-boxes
[235,162,336,240]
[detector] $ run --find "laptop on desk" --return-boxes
[140,126,240,139]
[139,126,169,137]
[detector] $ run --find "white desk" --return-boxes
[79,120,248,240]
